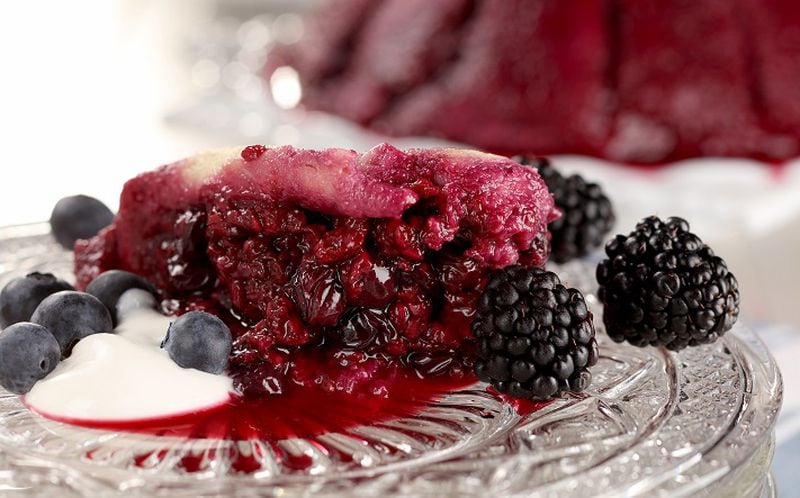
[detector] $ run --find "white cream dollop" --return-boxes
[25,290,233,421]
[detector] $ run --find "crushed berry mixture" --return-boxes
[75,144,558,395]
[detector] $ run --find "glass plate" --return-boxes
[0,224,782,497]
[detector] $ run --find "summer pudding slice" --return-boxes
[75,144,558,400]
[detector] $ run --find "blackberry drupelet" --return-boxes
[597,216,740,351]
[516,156,615,263]
[471,266,599,400]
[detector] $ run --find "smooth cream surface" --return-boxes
[25,290,233,421]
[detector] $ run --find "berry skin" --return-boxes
[241,144,268,161]
[597,216,740,351]
[471,266,599,400]
[30,291,113,356]
[50,195,115,249]
[516,156,615,263]
[86,270,157,324]
[0,272,74,328]
[162,311,232,374]
[0,322,61,394]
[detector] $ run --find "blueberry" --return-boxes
[50,195,114,249]
[162,311,231,374]
[86,270,157,324]
[30,291,113,356]
[0,322,61,394]
[0,272,74,328]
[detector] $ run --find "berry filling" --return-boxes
[74,144,558,397]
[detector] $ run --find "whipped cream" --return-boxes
[25,290,233,421]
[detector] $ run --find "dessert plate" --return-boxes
[0,223,782,497]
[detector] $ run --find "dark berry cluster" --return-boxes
[597,216,740,351]
[516,156,615,263]
[471,266,598,400]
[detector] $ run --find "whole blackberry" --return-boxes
[516,156,615,263]
[597,216,740,351]
[471,266,599,400]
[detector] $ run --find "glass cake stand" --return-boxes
[0,223,782,497]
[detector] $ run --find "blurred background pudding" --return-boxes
[271,0,800,164]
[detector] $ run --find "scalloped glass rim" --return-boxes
[0,223,782,496]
